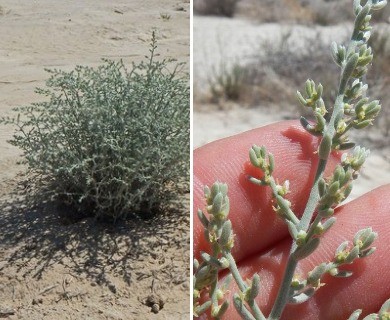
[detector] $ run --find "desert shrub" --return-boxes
[233,0,390,25]
[1,35,190,220]
[208,62,246,103]
[214,29,339,113]
[194,0,240,18]
[368,26,390,137]
[219,26,390,140]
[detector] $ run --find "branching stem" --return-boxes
[225,252,267,320]
[269,31,361,320]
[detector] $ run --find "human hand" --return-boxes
[193,121,390,319]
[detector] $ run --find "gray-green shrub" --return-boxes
[194,0,240,18]
[1,35,189,220]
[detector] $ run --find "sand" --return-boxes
[0,1,190,319]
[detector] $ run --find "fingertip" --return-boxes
[193,121,341,261]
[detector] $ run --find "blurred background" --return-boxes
[193,0,390,199]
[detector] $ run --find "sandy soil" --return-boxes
[0,1,189,319]
[193,15,390,202]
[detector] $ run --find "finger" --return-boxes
[194,120,341,262]
[217,185,390,320]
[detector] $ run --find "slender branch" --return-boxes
[269,15,364,319]
[305,214,323,241]
[211,245,221,313]
[298,158,327,232]
[269,179,299,225]
[225,252,267,320]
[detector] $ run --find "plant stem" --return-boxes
[267,257,298,320]
[225,252,267,320]
[269,179,299,225]
[211,244,221,314]
[269,94,346,320]
[306,214,323,241]
[268,26,361,319]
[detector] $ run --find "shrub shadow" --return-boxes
[0,179,190,288]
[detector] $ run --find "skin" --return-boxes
[194,121,390,320]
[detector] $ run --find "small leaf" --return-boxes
[300,116,312,130]
[268,153,275,173]
[233,294,256,320]
[379,297,390,316]
[194,258,199,271]
[219,220,233,247]
[331,42,343,65]
[276,195,291,215]
[317,83,323,97]
[329,181,340,196]
[318,178,326,197]
[319,207,334,218]
[362,314,379,320]
[347,309,362,320]
[340,53,359,92]
[322,217,337,233]
[289,287,316,304]
[359,247,376,258]
[286,220,298,240]
[345,246,360,264]
[305,79,314,97]
[217,300,229,318]
[197,209,209,228]
[354,228,372,246]
[297,91,307,106]
[353,119,372,129]
[249,148,260,167]
[249,176,267,186]
[335,241,349,255]
[293,237,320,260]
[332,270,353,278]
[318,133,332,160]
[343,183,353,200]
[308,263,327,285]
[220,274,233,292]
[194,300,212,317]
[371,0,387,11]
[339,142,356,150]
[200,252,224,268]
[219,183,228,196]
[355,4,371,31]
[211,192,223,215]
[248,274,261,302]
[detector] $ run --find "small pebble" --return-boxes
[32,298,43,305]
[151,303,160,314]
[108,283,117,294]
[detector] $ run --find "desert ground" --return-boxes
[0,1,190,319]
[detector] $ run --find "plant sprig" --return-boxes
[194,1,389,319]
